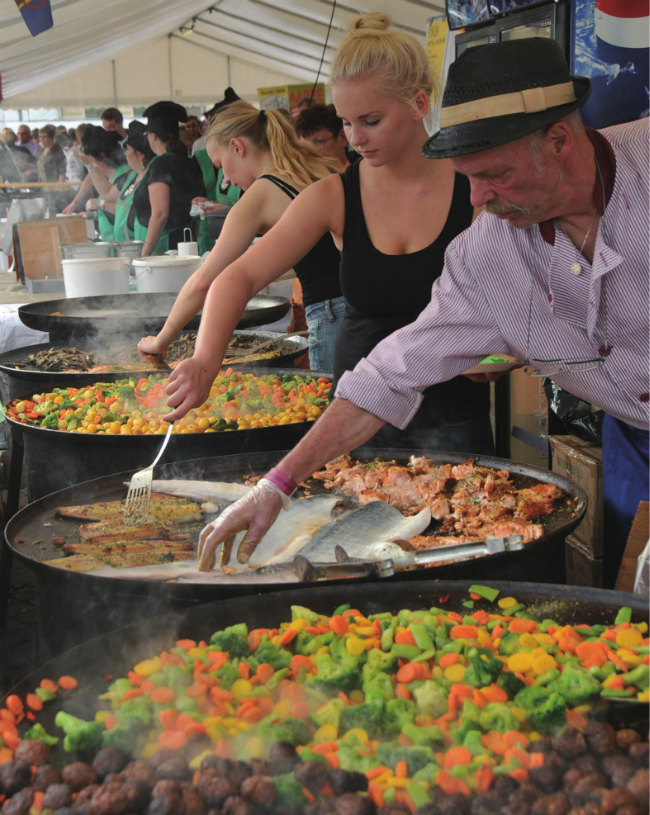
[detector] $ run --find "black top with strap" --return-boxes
[260,174,342,308]
[335,161,489,427]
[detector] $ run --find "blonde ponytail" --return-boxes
[207,100,340,190]
[331,12,437,110]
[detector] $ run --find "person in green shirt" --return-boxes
[112,121,155,242]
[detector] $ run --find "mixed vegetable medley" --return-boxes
[1,592,647,812]
[4,371,331,435]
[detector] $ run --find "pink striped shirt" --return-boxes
[337,119,649,431]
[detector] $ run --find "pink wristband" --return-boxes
[264,467,298,496]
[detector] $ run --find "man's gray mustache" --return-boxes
[485,200,532,216]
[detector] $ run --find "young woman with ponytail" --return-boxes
[131,101,205,256]
[163,14,493,457]
[138,100,345,370]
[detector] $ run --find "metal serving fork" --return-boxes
[123,422,174,525]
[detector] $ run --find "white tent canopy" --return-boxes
[0,0,443,111]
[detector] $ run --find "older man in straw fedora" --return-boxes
[193,38,649,587]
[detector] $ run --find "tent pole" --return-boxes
[112,60,118,108]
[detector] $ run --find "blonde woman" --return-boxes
[164,13,490,457]
[138,100,344,370]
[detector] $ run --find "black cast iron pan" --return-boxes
[3,580,647,760]
[17,293,290,343]
[5,447,587,598]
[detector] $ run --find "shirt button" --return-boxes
[640,393,649,403]
[599,345,612,356]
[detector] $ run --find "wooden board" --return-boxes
[13,218,88,281]
[615,501,649,593]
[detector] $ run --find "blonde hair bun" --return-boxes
[348,12,391,35]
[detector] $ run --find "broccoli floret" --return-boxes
[117,385,136,399]
[305,654,361,694]
[253,635,292,670]
[291,605,320,623]
[413,681,449,719]
[114,697,153,728]
[340,698,384,738]
[375,743,435,775]
[499,631,522,656]
[209,623,249,657]
[294,630,334,656]
[362,667,395,702]
[497,670,526,700]
[478,702,520,733]
[258,716,312,746]
[310,698,345,731]
[547,666,602,706]
[515,685,567,735]
[463,647,503,688]
[40,412,59,429]
[336,744,378,773]
[101,721,144,754]
[329,636,367,667]
[382,698,417,737]
[273,773,307,807]
[463,729,486,756]
[54,711,104,752]
[452,716,484,745]
[366,649,398,673]
[23,723,58,747]
[212,661,240,690]
[401,722,444,748]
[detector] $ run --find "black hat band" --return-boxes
[440,81,577,128]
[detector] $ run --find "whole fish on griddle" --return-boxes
[149,480,251,505]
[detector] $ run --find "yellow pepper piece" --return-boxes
[245,736,265,759]
[356,626,376,637]
[235,721,250,732]
[532,633,555,645]
[444,664,466,682]
[349,690,365,703]
[231,679,253,699]
[492,638,502,649]
[346,637,366,656]
[187,648,206,659]
[206,725,222,744]
[189,749,214,770]
[532,653,557,676]
[373,771,394,786]
[477,629,492,645]
[94,710,111,723]
[616,628,643,648]
[316,645,330,655]
[140,743,162,759]
[314,724,338,743]
[510,707,527,722]
[133,656,162,676]
[498,597,518,610]
[289,618,309,633]
[619,651,643,666]
[507,653,535,673]
[343,728,369,744]
[519,634,539,649]
[574,704,592,714]
[528,731,543,741]
[355,616,372,626]
[273,700,291,717]
[227,727,239,738]
[431,666,444,680]
[637,622,648,633]
[637,689,650,703]
[386,778,410,789]
[603,673,622,689]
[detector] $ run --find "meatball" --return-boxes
[571,755,600,775]
[2,788,34,815]
[601,755,636,788]
[551,729,587,761]
[93,750,127,780]
[529,762,563,794]
[329,770,368,796]
[88,784,132,815]
[197,771,237,808]
[62,763,98,793]
[377,807,410,815]
[222,796,252,815]
[120,763,157,791]
[14,739,50,767]
[509,784,544,815]
[615,808,646,815]
[568,775,607,808]
[239,775,276,805]
[629,742,650,766]
[294,762,330,795]
[43,785,73,810]
[122,778,152,811]
[470,793,502,815]
[561,768,587,794]
[333,793,376,815]
[627,769,650,809]
[438,793,471,815]
[33,766,61,792]
[72,785,100,811]
[147,794,183,815]
[305,802,336,815]
[492,775,520,804]
[0,761,32,796]
[246,759,270,777]
[529,740,555,754]
[214,760,250,789]
[583,722,618,756]
[147,752,178,771]
[268,743,299,775]
[152,782,183,799]
[181,786,206,815]
[53,808,75,815]
[616,729,642,752]
[156,758,191,783]
[530,793,570,815]
[599,788,639,815]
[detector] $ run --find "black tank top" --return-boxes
[260,174,343,308]
[335,161,490,427]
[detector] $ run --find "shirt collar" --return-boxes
[538,126,616,246]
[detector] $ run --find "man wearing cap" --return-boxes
[193,39,648,587]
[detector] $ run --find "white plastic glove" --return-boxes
[197,478,291,571]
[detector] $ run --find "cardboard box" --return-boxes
[565,534,603,588]
[13,217,88,282]
[549,435,603,558]
[615,501,649,593]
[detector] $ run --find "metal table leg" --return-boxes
[0,431,24,630]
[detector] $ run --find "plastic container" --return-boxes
[131,255,202,294]
[62,257,130,298]
[112,240,145,261]
[60,242,113,260]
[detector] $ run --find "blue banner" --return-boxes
[14,0,53,37]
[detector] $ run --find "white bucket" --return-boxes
[60,242,113,260]
[62,257,130,298]
[131,255,202,294]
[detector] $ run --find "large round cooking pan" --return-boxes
[5,447,587,660]
[0,332,309,403]
[18,293,290,343]
[3,581,647,740]
[4,368,330,502]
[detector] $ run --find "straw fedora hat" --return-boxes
[423,38,591,159]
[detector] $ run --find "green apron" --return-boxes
[133,153,175,255]
[112,170,139,242]
[194,149,241,254]
[96,164,131,242]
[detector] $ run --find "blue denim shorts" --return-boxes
[305,296,346,373]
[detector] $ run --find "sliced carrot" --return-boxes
[504,747,529,770]
[482,683,509,704]
[443,746,472,769]
[289,701,311,721]
[238,662,250,680]
[148,686,175,704]
[175,639,196,652]
[529,752,545,769]
[240,707,264,724]
[0,747,14,765]
[256,663,275,685]
[104,714,118,731]
[0,711,15,726]
[182,722,208,739]
[481,731,506,754]
[2,731,19,750]
[469,592,482,601]
[472,689,489,708]
[402,792,417,815]
[329,615,349,637]
[509,768,529,783]
[39,679,58,694]
[121,688,144,702]
[559,637,578,654]
[450,625,479,640]
[5,696,23,715]
[566,709,587,729]
[185,682,206,699]
[477,763,495,792]
[290,655,314,674]
[395,629,417,646]
[503,731,529,750]
[436,769,471,797]
[366,765,391,780]
[396,662,423,684]
[26,693,43,712]
[397,733,413,746]
[215,738,233,758]
[439,652,460,668]
[247,631,263,652]
[277,628,297,647]
[395,683,410,700]
[210,686,234,703]
[607,649,629,672]
[367,783,384,808]
[158,708,179,730]
[158,730,187,750]
[395,760,408,778]
[32,791,44,812]
[58,676,78,690]
[508,619,537,634]
[324,751,340,769]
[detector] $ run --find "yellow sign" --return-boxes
[426,17,449,92]
[257,83,326,119]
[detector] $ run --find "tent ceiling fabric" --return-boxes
[0,0,445,106]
